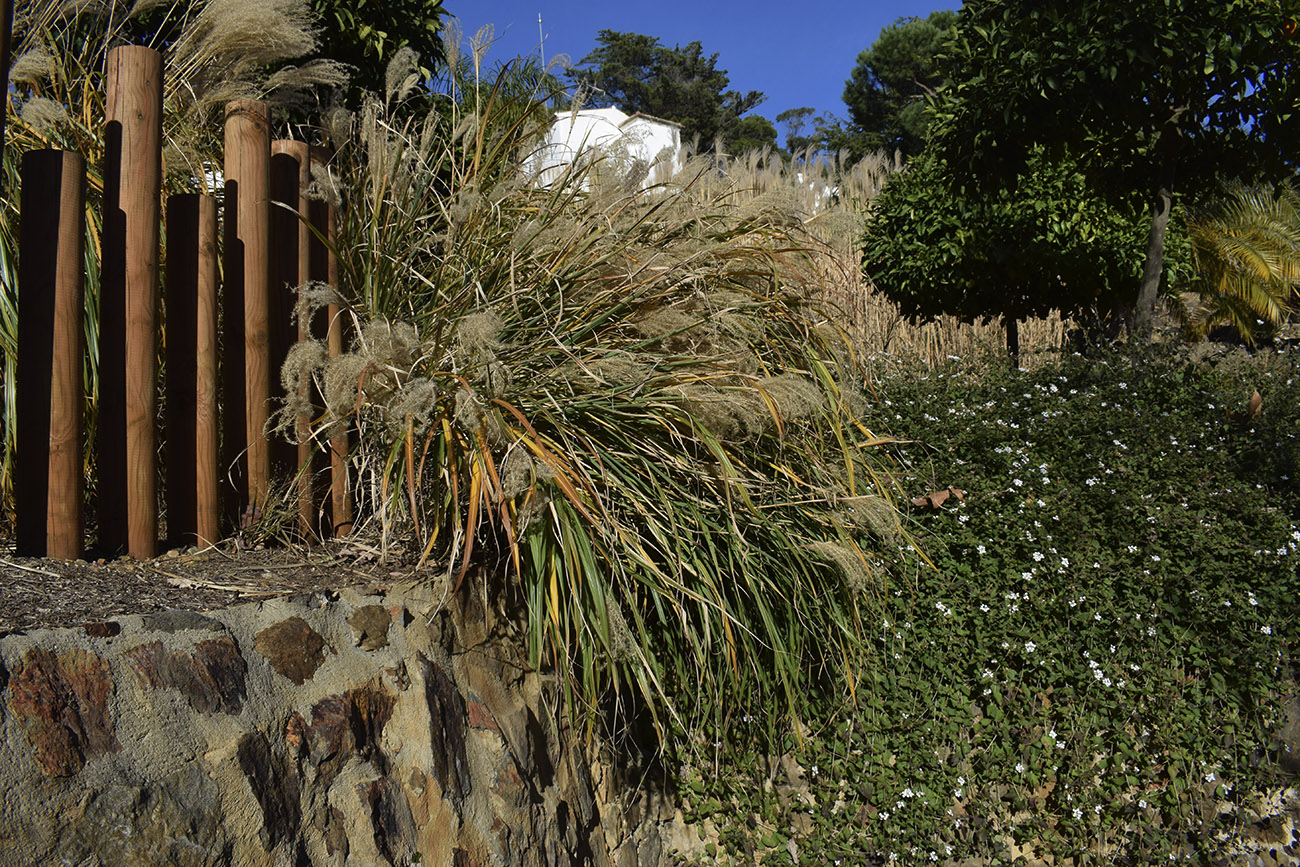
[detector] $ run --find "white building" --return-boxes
[532,107,683,190]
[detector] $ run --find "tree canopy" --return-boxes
[842,10,956,158]
[862,147,1171,356]
[565,30,769,153]
[309,0,448,104]
[926,0,1300,331]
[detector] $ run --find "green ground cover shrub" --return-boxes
[676,343,1299,865]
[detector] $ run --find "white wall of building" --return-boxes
[532,107,683,190]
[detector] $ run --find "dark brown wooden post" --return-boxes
[224,100,272,515]
[311,146,352,536]
[166,194,219,547]
[17,151,85,559]
[272,139,319,538]
[100,46,162,558]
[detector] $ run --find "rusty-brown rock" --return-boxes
[348,605,391,651]
[307,681,396,786]
[82,621,121,638]
[124,637,247,715]
[8,647,120,776]
[254,617,327,684]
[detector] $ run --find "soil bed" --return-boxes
[0,541,428,636]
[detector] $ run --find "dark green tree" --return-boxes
[862,147,1177,360]
[776,107,816,153]
[727,114,778,155]
[928,0,1300,332]
[842,10,956,157]
[565,30,766,152]
[309,0,448,104]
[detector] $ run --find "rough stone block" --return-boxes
[348,604,391,651]
[8,647,120,776]
[254,616,327,684]
[124,637,247,715]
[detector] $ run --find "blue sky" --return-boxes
[447,1,956,131]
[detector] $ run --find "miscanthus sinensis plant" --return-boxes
[282,57,904,736]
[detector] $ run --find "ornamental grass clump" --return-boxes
[283,58,904,736]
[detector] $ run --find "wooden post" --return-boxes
[311,146,352,536]
[271,139,315,538]
[100,46,162,558]
[224,100,272,515]
[165,194,219,547]
[271,139,325,538]
[16,151,84,559]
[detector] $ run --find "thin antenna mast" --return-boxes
[539,13,545,68]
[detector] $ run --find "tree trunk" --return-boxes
[1132,111,1184,335]
[1006,316,1020,367]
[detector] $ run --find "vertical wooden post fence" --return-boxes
[16,151,85,559]
[270,139,316,538]
[99,45,162,558]
[223,100,272,519]
[165,194,219,547]
[312,147,352,536]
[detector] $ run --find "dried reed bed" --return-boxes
[698,148,1068,366]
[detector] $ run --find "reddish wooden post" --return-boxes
[271,139,316,538]
[224,100,272,515]
[16,151,85,559]
[99,45,162,558]
[311,146,352,536]
[165,194,219,547]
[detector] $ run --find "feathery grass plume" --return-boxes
[805,540,875,595]
[391,378,441,430]
[293,281,345,326]
[18,96,70,136]
[499,449,536,500]
[321,352,370,420]
[7,47,55,86]
[756,374,826,422]
[384,46,422,105]
[837,494,901,542]
[675,382,769,442]
[275,339,327,440]
[358,319,420,370]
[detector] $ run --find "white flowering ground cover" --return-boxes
[674,343,1299,866]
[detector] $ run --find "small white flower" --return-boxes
[1262,625,1273,635]
[976,544,987,555]
[1015,762,1025,774]
[1073,807,1083,820]
[1205,772,1216,783]
[1024,641,1036,653]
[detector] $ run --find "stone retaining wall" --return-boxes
[0,579,671,866]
